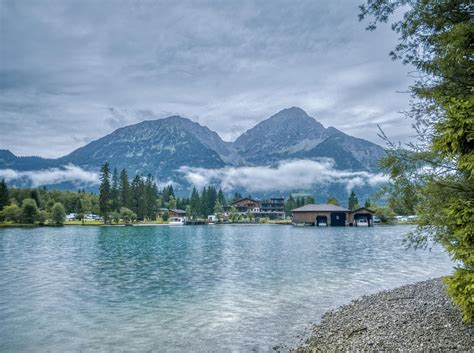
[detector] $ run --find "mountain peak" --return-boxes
[273,106,309,117]
[233,107,328,162]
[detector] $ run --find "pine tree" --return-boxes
[348,191,359,211]
[144,174,158,220]
[110,168,119,212]
[99,162,111,222]
[208,186,217,215]
[119,169,131,209]
[131,175,145,220]
[0,178,9,211]
[285,195,297,216]
[217,188,226,206]
[189,187,201,219]
[169,195,177,210]
[364,198,371,208]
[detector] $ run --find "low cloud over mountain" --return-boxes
[179,159,388,193]
[0,165,99,188]
[0,107,387,199]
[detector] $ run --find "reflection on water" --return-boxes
[0,225,452,352]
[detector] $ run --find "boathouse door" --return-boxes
[330,212,346,226]
[316,216,328,226]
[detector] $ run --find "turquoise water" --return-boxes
[0,225,453,352]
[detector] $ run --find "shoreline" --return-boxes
[291,278,473,351]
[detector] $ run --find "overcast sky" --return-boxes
[1,0,415,158]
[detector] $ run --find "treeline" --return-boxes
[0,179,71,225]
[98,163,229,222]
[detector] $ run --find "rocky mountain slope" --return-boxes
[0,108,386,194]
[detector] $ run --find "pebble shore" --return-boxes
[293,278,473,351]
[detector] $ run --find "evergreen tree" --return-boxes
[110,168,119,212]
[99,162,111,222]
[200,187,209,217]
[0,179,9,211]
[189,187,201,219]
[217,188,226,206]
[144,174,158,220]
[208,186,217,215]
[285,195,297,216]
[119,169,131,209]
[364,199,371,208]
[30,189,41,209]
[168,195,177,210]
[360,0,473,322]
[213,200,224,222]
[348,191,359,211]
[131,175,145,220]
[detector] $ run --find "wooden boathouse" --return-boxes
[291,204,375,226]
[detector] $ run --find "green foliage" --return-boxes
[119,169,132,209]
[99,162,111,221]
[348,191,359,211]
[444,269,474,323]
[213,200,224,222]
[361,0,473,321]
[229,206,238,223]
[37,210,49,225]
[21,198,38,224]
[364,198,371,208]
[51,202,66,225]
[285,195,297,216]
[120,207,137,224]
[326,196,340,206]
[110,168,120,212]
[374,206,396,224]
[0,178,9,210]
[2,204,21,223]
[168,195,177,210]
[111,211,120,224]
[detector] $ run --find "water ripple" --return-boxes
[0,225,453,352]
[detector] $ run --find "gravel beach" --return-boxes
[294,278,473,351]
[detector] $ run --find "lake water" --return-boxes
[0,225,453,352]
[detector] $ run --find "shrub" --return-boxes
[21,198,38,224]
[51,202,66,225]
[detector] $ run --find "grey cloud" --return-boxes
[0,165,100,187]
[179,159,389,193]
[1,0,415,156]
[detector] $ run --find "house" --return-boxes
[232,197,261,213]
[169,209,187,218]
[260,197,285,220]
[157,208,169,218]
[292,204,375,226]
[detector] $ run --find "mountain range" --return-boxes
[0,107,386,199]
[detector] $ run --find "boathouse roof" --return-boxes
[170,208,186,214]
[292,204,349,212]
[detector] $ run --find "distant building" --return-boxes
[232,197,261,213]
[260,197,285,220]
[231,196,285,220]
[169,209,187,218]
[65,213,77,221]
[292,204,375,226]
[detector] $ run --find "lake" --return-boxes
[0,225,453,352]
